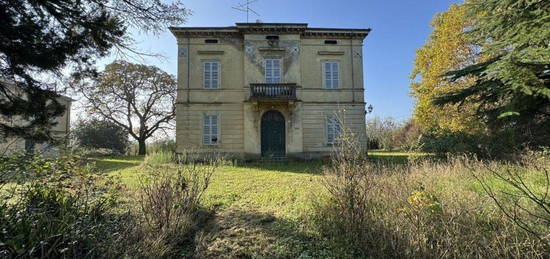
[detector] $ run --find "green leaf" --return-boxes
[497,111,520,118]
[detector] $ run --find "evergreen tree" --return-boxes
[434,0,550,137]
[0,0,188,141]
[73,119,129,153]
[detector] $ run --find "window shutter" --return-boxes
[324,62,339,89]
[203,115,210,144]
[332,62,339,88]
[203,62,219,89]
[324,62,332,88]
[211,62,219,88]
[273,59,281,83]
[265,59,281,83]
[327,115,341,144]
[203,115,219,145]
[204,62,211,89]
[210,115,218,144]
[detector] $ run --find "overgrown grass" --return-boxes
[4,151,547,258]
[317,150,550,258]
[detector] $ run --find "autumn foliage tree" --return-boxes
[410,4,483,134]
[434,0,550,147]
[78,61,176,155]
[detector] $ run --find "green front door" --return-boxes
[261,110,286,157]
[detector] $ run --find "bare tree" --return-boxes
[78,61,176,155]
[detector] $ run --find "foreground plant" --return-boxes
[125,155,223,257]
[0,155,122,258]
[316,135,549,257]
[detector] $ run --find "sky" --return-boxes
[102,0,463,122]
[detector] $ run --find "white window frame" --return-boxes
[322,61,340,89]
[202,114,220,146]
[202,60,220,89]
[264,58,282,83]
[326,115,341,145]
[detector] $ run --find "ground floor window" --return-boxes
[203,114,219,145]
[326,115,341,144]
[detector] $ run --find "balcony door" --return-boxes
[261,110,285,157]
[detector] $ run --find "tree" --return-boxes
[365,117,398,150]
[433,0,550,141]
[73,119,129,153]
[78,61,176,155]
[410,3,483,134]
[0,0,188,141]
[391,119,423,151]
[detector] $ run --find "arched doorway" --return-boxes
[261,110,286,157]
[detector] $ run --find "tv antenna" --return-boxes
[232,0,260,23]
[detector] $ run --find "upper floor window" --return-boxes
[324,40,338,45]
[205,39,218,44]
[264,58,281,83]
[326,115,341,145]
[323,61,339,89]
[203,114,219,145]
[203,61,219,89]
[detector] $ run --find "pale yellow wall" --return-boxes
[176,103,244,154]
[300,38,365,103]
[0,95,72,156]
[174,27,368,159]
[301,103,367,156]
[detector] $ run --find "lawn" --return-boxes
[92,156,330,257]
[90,151,549,257]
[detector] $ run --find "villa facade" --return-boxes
[170,23,370,160]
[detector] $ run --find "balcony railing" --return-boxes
[250,83,297,100]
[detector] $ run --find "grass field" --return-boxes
[89,151,549,257]
[92,156,330,257]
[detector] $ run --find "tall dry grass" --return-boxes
[315,128,549,258]
[104,153,224,258]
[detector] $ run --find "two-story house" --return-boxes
[170,23,370,160]
[0,79,72,157]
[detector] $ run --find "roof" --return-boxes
[0,78,74,103]
[169,23,371,39]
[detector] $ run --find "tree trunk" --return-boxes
[138,139,147,156]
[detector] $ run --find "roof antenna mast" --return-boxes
[232,0,260,23]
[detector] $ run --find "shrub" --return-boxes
[73,119,129,154]
[143,151,174,166]
[127,139,176,155]
[316,136,549,257]
[0,155,122,258]
[119,156,222,257]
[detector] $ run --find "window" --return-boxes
[203,61,219,89]
[205,39,218,44]
[266,35,279,40]
[202,115,219,145]
[326,115,341,145]
[264,58,281,83]
[323,61,339,89]
[324,40,338,45]
[24,138,35,155]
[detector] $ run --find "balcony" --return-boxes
[249,83,297,101]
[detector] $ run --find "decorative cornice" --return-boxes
[170,23,371,40]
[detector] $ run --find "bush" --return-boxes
[418,129,526,158]
[119,157,221,257]
[0,155,122,258]
[73,119,129,154]
[316,136,549,257]
[127,139,176,155]
[143,151,174,166]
